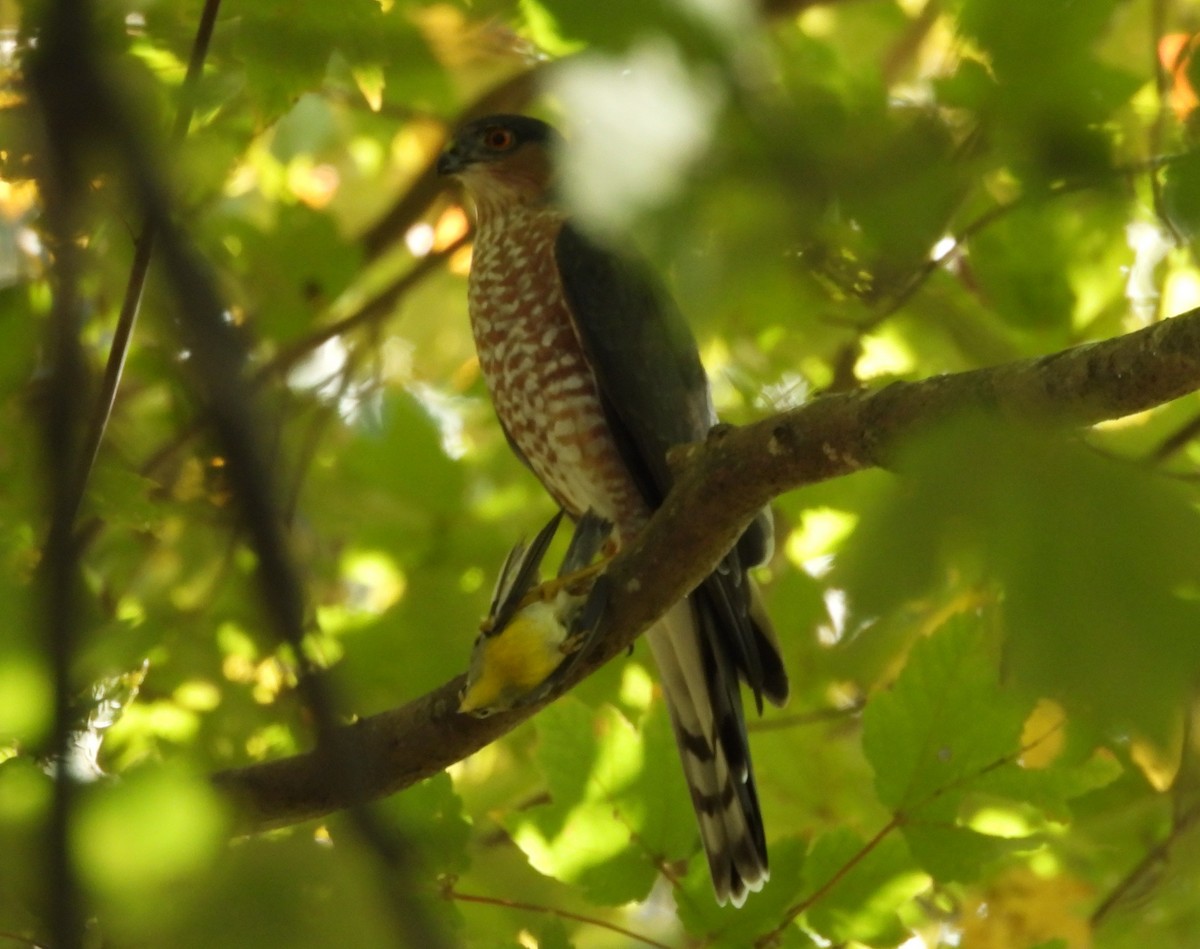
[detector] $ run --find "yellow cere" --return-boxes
[459,602,566,713]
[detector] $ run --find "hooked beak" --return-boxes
[436,141,468,176]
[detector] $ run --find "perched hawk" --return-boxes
[438,114,788,905]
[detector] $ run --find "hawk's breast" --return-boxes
[467,205,646,537]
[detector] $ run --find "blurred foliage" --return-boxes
[6,0,1200,946]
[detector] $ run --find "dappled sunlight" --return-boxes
[786,508,859,568]
[215,622,300,706]
[512,704,645,883]
[1018,699,1067,769]
[513,805,636,886]
[408,380,471,458]
[108,701,201,750]
[856,329,917,379]
[287,336,382,425]
[286,157,341,209]
[618,663,654,713]
[1162,263,1200,315]
[966,806,1039,840]
[11,0,1200,943]
[316,548,407,634]
[1129,728,1184,792]
[1125,220,1173,323]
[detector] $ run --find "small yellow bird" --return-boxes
[459,511,611,716]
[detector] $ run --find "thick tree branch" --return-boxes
[213,305,1200,831]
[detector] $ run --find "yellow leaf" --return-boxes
[1020,699,1066,769]
[1131,722,1183,792]
[960,868,1092,949]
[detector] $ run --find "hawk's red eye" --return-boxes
[484,127,515,150]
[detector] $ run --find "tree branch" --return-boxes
[213,305,1200,831]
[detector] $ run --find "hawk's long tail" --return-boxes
[646,570,788,905]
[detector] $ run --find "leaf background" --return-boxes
[5,0,1200,946]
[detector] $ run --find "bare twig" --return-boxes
[755,705,1071,944]
[69,0,223,530]
[445,885,673,949]
[757,817,900,947]
[748,699,865,733]
[1090,802,1200,927]
[1149,0,1178,244]
[265,235,468,380]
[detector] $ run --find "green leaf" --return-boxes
[524,916,575,949]
[973,749,1122,824]
[510,699,657,904]
[861,618,1037,882]
[623,698,701,866]
[863,619,1029,812]
[373,772,472,877]
[78,764,229,925]
[676,836,809,947]
[841,419,1200,741]
[225,203,361,342]
[969,205,1077,332]
[803,829,924,945]
[860,605,1123,885]
[335,392,467,536]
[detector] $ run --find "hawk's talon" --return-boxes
[513,550,613,610]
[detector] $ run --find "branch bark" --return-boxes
[213,305,1200,831]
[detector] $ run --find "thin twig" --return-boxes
[747,699,865,733]
[860,155,1176,334]
[757,706,1070,944]
[73,238,464,557]
[1090,802,1200,927]
[1149,0,1178,245]
[758,817,901,946]
[1147,409,1200,464]
[445,885,673,949]
[69,0,223,530]
[881,0,940,87]
[264,236,467,380]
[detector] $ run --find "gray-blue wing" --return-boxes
[553,222,787,706]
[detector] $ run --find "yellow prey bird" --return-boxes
[460,511,612,716]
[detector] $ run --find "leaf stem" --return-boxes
[445,885,673,949]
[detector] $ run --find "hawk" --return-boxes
[438,114,789,905]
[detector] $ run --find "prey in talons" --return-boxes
[459,511,612,717]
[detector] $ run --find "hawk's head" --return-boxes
[437,114,562,208]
